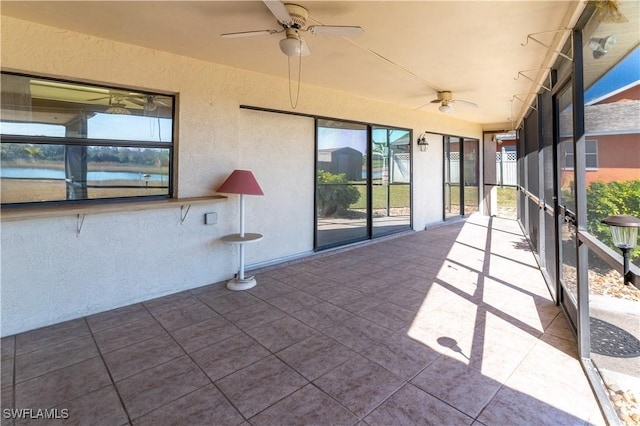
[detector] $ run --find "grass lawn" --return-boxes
[351,184,410,209]
[497,186,517,208]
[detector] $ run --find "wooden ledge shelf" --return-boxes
[1,195,227,222]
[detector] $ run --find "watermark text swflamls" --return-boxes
[3,408,69,420]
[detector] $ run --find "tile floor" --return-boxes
[1,215,606,425]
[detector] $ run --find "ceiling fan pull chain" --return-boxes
[287,41,302,109]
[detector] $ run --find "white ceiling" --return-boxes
[1,1,587,129]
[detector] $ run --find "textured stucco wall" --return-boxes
[0,16,481,336]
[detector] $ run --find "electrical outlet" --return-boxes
[204,212,218,225]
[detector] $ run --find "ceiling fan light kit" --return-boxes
[105,103,130,115]
[280,30,310,56]
[439,102,454,113]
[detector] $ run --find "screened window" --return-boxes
[1,73,174,205]
[563,139,598,169]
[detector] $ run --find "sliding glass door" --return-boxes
[444,137,461,219]
[316,119,411,250]
[444,136,479,219]
[371,127,411,237]
[316,120,369,248]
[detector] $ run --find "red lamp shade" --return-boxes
[216,170,264,195]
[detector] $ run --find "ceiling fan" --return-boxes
[417,91,478,114]
[221,0,364,57]
[88,94,170,112]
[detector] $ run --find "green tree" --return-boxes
[23,146,42,162]
[586,180,640,264]
[316,170,361,216]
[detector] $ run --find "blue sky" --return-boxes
[584,45,640,104]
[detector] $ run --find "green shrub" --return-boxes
[587,180,640,263]
[316,170,361,216]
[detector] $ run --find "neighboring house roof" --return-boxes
[560,100,640,137]
[317,147,362,162]
[587,80,640,106]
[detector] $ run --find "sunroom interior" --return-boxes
[1,1,639,425]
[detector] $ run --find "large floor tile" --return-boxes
[86,303,152,334]
[215,355,308,419]
[264,290,322,314]
[411,355,501,418]
[15,357,111,410]
[250,383,358,426]
[17,385,129,426]
[116,355,209,420]
[132,384,244,426]
[15,319,90,356]
[314,355,404,418]
[365,384,473,426]
[142,291,199,315]
[190,334,270,381]
[224,301,287,330]
[93,316,166,354]
[361,332,442,380]
[152,301,218,331]
[103,334,184,382]
[245,316,317,352]
[14,336,98,383]
[277,335,356,381]
[170,315,241,353]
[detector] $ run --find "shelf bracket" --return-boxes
[180,204,191,225]
[521,29,573,62]
[511,94,539,111]
[514,69,552,92]
[76,213,86,237]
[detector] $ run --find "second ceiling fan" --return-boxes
[417,91,478,114]
[221,0,364,57]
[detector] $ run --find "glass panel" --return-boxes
[371,127,411,237]
[587,248,640,418]
[560,220,578,305]
[316,119,368,249]
[445,137,461,219]
[527,198,539,252]
[1,144,170,203]
[557,83,575,213]
[463,138,479,215]
[581,3,640,421]
[1,74,174,143]
[544,211,557,299]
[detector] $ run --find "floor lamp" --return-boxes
[217,170,264,291]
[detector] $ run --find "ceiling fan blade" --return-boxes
[221,30,277,38]
[87,96,110,101]
[430,99,441,103]
[414,102,432,111]
[263,0,293,26]
[452,99,479,108]
[125,97,145,107]
[307,25,364,37]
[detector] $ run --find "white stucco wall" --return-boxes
[0,16,481,336]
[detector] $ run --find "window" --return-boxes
[1,73,174,205]
[562,139,598,169]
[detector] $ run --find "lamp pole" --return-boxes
[601,215,640,286]
[621,246,631,285]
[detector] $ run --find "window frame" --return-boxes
[562,139,598,170]
[1,71,176,207]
